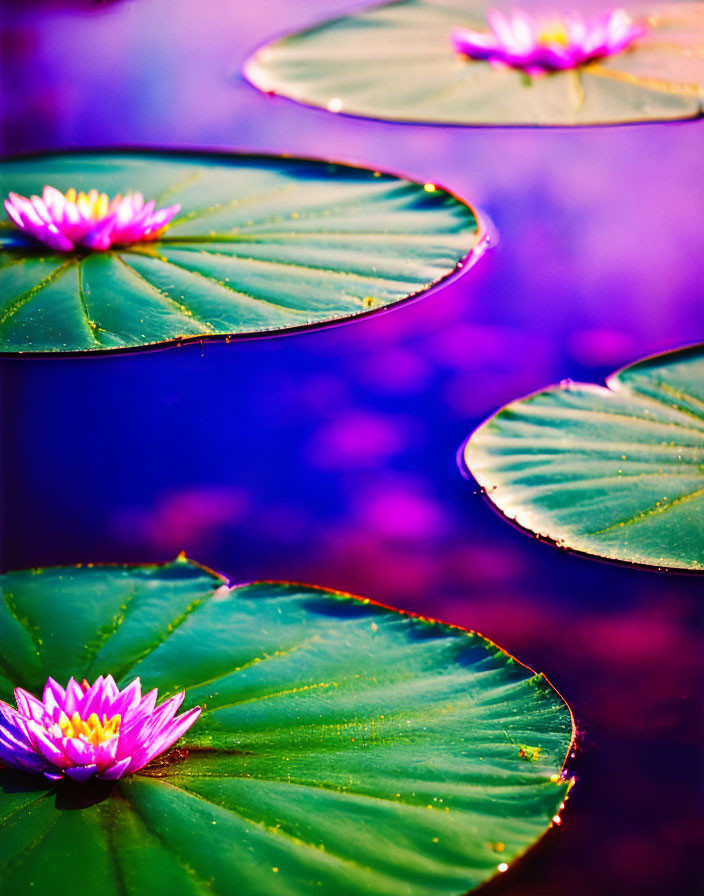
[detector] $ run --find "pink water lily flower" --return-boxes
[0,676,201,782]
[4,186,180,252]
[451,8,646,74]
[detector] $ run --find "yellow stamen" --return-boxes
[57,711,74,739]
[57,710,121,745]
[57,187,113,221]
[77,192,92,217]
[96,192,109,219]
[538,22,570,45]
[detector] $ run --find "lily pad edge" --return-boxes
[241,0,704,128]
[0,145,490,360]
[2,550,578,735]
[0,552,578,893]
[1,551,578,772]
[460,340,704,575]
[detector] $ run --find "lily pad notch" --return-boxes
[0,555,575,896]
[244,0,704,126]
[0,149,490,356]
[462,343,704,572]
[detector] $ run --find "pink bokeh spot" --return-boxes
[451,8,646,75]
[113,487,250,552]
[4,185,180,252]
[0,676,200,782]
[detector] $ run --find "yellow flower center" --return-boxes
[63,188,112,222]
[537,22,570,45]
[56,710,121,745]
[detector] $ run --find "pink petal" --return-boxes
[14,688,48,723]
[77,676,106,717]
[40,227,76,253]
[13,195,45,228]
[0,724,41,763]
[29,196,54,225]
[93,738,120,768]
[43,678,66,709]
[81,217,117,251]
[137,688,159,716]
[130,706,202,773]
[63,678,85,715]
[111,678,143,716]
[99,756,132,780]
[31,728,69,768]
[103,675,120,701]
[0,742,49,773]
[4,199,26,229]
[149,692,186,727]
[64,737,93,765]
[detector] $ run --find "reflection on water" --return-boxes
[1,1,704,894]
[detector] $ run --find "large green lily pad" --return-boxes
[0,557,574,896]
[463,344,704,571]
[244,0,704,125]
[0,151,485,355]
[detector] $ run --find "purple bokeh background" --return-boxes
[1,1,704,893]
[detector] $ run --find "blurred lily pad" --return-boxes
[244,0,704,125]
[463,344,704,570]
[0,150,486,355]
[0,557,574,896]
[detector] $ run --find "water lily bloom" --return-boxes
[0,676,200,782]
[4,186,180,252]
[451,9,645,74]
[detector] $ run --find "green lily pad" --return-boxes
[0,150,486,355]
[463,344,704,571]
[0,557,574,896]
[244,1,704,125]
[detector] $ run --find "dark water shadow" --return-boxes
[0,766,116,809]
[0,745,254,805]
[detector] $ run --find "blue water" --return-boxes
[2,1,704,893]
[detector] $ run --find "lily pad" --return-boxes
[244,0,704,126]
[463,344,704,571]
[0,150,486,355]
[0,557,574,896]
